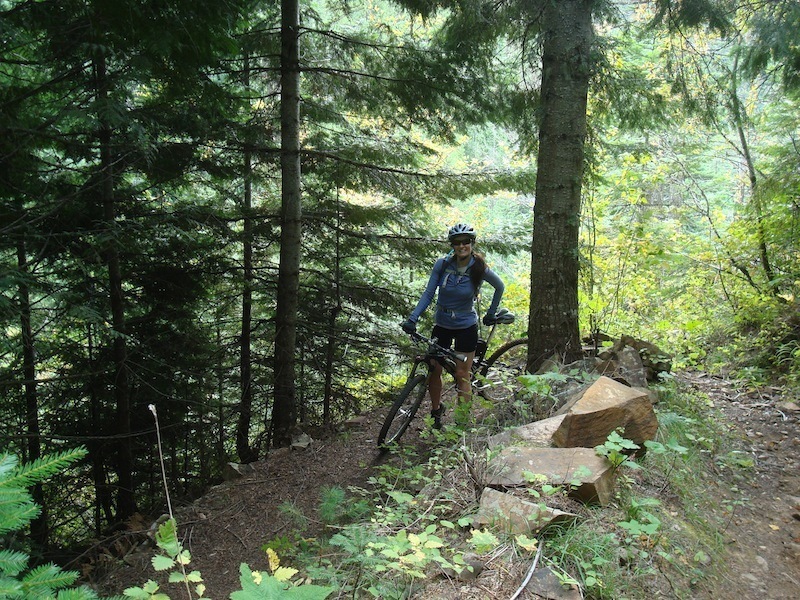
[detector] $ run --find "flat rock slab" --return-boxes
[526,566,583,599]
[486,446,615,505]
[553,376,658,448]
[472,487,578,534]
[486,415,565,448]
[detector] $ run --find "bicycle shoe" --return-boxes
[430,404,445,429]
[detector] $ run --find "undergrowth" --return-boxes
[250,375,750,599]
[540,379,744,599]
[705,299,800,392]
[5,375,755,599]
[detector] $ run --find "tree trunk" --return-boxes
[87,324,114,532]
[323,204,342,428]
[527,0,593,371]
[272,0,302,447]
[237,53,258,463]
[17,236,48,547]
[95,53,136,520]
[730,53,776,294]
[215,320,226,467]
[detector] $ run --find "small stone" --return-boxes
[754,555,769,571]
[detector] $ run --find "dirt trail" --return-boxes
[680,371,800,599]
[93,371,800,599]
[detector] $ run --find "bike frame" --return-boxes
[406,321,501,382]
[378,312,517,450]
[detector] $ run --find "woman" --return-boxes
[400,223,505,429]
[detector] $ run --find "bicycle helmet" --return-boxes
[447,223,476,242]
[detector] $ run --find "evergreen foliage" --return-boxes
[1,0,526,547]
[0,448,104,600]
[0,0,798,575]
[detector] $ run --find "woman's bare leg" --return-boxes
[454,351,475,404]
[429,362,443,410]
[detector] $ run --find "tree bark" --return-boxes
[730,53,777,294]
[17,236,48,547]
[95,53,136,520]
[272,0,302,447]
[237,53,258,463]
[323,203,342,428]
[527,0,594,371]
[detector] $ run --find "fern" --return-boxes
[0,449,87,489]
[0,447,104,600]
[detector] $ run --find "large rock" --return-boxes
[597,335,672,382]
[472,487,578,534]
[222,462,254,481]
[526,566,582,599]
[485,446,616,505]
[552,376,658,449]
[486,414,565,448]
[594,345,648,388]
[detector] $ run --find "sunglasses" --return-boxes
[450,237,472,247]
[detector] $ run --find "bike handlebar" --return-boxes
[406,308,515,363]
[409,332,467,363]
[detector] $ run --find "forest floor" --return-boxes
[91,370,800,599]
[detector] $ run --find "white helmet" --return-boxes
[447,223,476,241]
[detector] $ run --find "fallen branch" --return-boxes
[509,542,543,600]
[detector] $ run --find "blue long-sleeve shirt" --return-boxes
[409,255,504,329]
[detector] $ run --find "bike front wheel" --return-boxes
[378,373,428,450]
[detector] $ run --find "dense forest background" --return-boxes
[1,0,798,559]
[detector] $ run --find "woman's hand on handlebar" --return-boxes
[400,319,416,334]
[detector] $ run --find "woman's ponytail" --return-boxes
[470,253,487,291]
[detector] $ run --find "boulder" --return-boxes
[594,345,648,388]
[485,446,616,505]
[222,462,254,481]
[342,415,368,429]
[472,487,578,534]
[597,335,672,382]
[552,376,658,449]
[440,552,485,581]
[486,414,565,448]
[526,566,582,599]
[290,432,313,450]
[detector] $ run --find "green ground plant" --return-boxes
[5,371,758,600]
[120,405,337,600]
[0,447,107,600]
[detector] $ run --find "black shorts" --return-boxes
[431,324,478,353]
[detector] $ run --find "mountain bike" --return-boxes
[378,308,521,450]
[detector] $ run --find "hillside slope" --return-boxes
[92,371,799,599]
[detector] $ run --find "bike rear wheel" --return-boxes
[378,373,428,450]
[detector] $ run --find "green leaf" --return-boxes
[515,534,538,553]
[665,438,689,454]
[123,583,156,598]
[186,571,203,583]
[386,490,414,505]
[22,562,78,589]
[468,528,499,553]
[0,576,23,598]
[156,519,181,557]
[152,555,175,571]
[230,564,335,600]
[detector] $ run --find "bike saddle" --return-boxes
[494,307,515,324]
